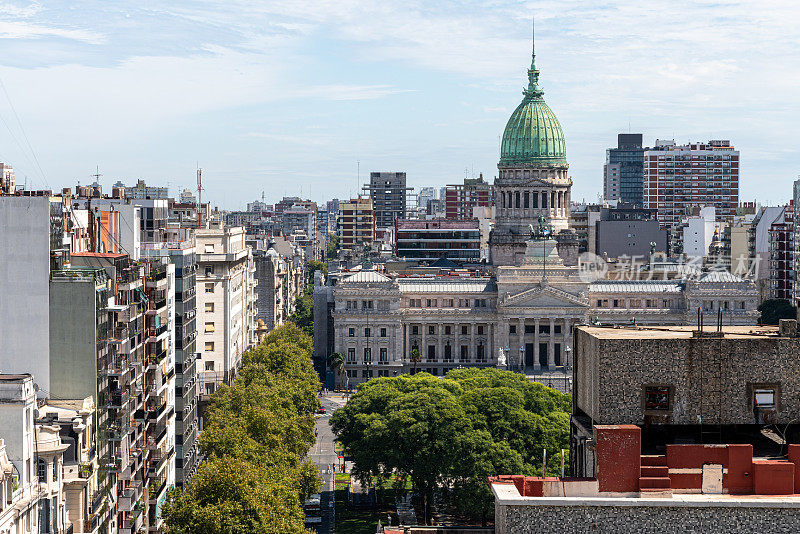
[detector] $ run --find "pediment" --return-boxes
[500,284,588,309]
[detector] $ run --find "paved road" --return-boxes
[307,394,348,533]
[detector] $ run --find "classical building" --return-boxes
[490,28,572,266]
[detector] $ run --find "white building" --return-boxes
[0,374,41,534]
[196,224,258,398]
[682,206,718,258]
[0,162,13,194]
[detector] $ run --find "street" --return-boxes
[307,393,348,533]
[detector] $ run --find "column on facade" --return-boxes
[489,323,494,362]
[469,322,476,362]
[517,318,525,369]
[402,324,408,362]
[499,318,509,366]
[564,318,572,367]
[421,322,427,363]
[548,318,555,368]
[438,322,444,363]
[533,318,540,371]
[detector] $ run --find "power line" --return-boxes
[0,76,49,188]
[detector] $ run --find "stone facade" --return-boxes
[317,243,760,387]
[495,501,800,534]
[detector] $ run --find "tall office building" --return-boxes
[604,134,645,205]
[363,172,411,229]
[644,140,740,228]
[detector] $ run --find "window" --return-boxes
[204,244,215,253]
[204,341,215,351]
[524,324,534,334]
[205,302,214,313]
[476,344,485,361]
[364,328,371,338]
[427,345,436,360]
[443,299,454,307]
[428,325,435,335]
[411,325,419,335]
[444,325,451,335]
[364,348,372,363]
[347,348,356,362]
[53,459,58,481]
[348,328,355,337]
[205,383,215,395]
[644,386,671,411]
[460,345,469,361]
[362,370,372,378]
[379,348,388,363]
[205,283,214,293]
[362,300,373,309]
[205,265,214,276]
[596,299,608,308]
[380,328,387,338]
[205,361,215,371]
[554,325,562,334]
[37,459,46,483]
[461,325,469,335]
[477,325,484,335]
[754,387,776,409]
[204,322,215,333]
[539,325,550,334]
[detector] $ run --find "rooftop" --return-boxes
[577,325,780,340]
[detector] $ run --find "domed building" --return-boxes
[489,27,572,266]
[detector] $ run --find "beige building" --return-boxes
[338,197,375,254]
[196,224,258,398]
[319,238,760,389]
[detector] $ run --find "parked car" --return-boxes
[316,407,327,414]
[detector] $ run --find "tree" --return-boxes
[758,298,797,325]
[409,348,421,374]
[305,259,328,286]
[330,368,571,525]
[162,457,307,534]
[326,234,339,260]
[164,323,320,534]
[327,352,345,375]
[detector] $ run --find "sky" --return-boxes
[0,0,798,209]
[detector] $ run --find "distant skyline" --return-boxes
[0,1,798,208]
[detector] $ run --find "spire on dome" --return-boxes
[525,17,544,99]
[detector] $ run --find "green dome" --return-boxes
[499,33,567,168]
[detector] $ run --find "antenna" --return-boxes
[196,165,203,229]
[92,165,102,184]
[357,160,360,199]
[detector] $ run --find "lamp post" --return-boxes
[519,346,525,374]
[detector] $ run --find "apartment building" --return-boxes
[363,172,411,229]
[444,175,494,220]
[196,224,258,402]
[768,204,794,300]
[0,375,40,534]
[644,140,740,228]
[337,197,375,253]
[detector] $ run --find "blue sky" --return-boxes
[0,0,798,208]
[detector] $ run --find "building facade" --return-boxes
[337,197,375,254]
[644,140,740,228]
[0,162,13,194]
[363,172,410,229]
[395,219,481,263]
[604,134,645,205]
[196,225,258,400]
[444,175,494,220]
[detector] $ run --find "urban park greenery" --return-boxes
[162,324,322,534]
[330,368,571,525]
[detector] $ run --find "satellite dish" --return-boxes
[33,383,39,392]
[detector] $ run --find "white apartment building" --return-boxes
[196,224,258,398]
[682,206,718,258]
[0,374,41,534]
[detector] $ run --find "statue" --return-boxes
[497,346,507,367]
[529,214,551,241]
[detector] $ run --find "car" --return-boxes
[316,407,327,414]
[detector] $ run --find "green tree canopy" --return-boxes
[164,324,321,533]
[758,298,797,325]
[330,369,571,524]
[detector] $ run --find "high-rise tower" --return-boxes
[489,21,571,266]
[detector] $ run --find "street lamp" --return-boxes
[564,346,572,369]
[519,346,525,373]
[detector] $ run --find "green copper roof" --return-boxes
[499,22,567,168]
